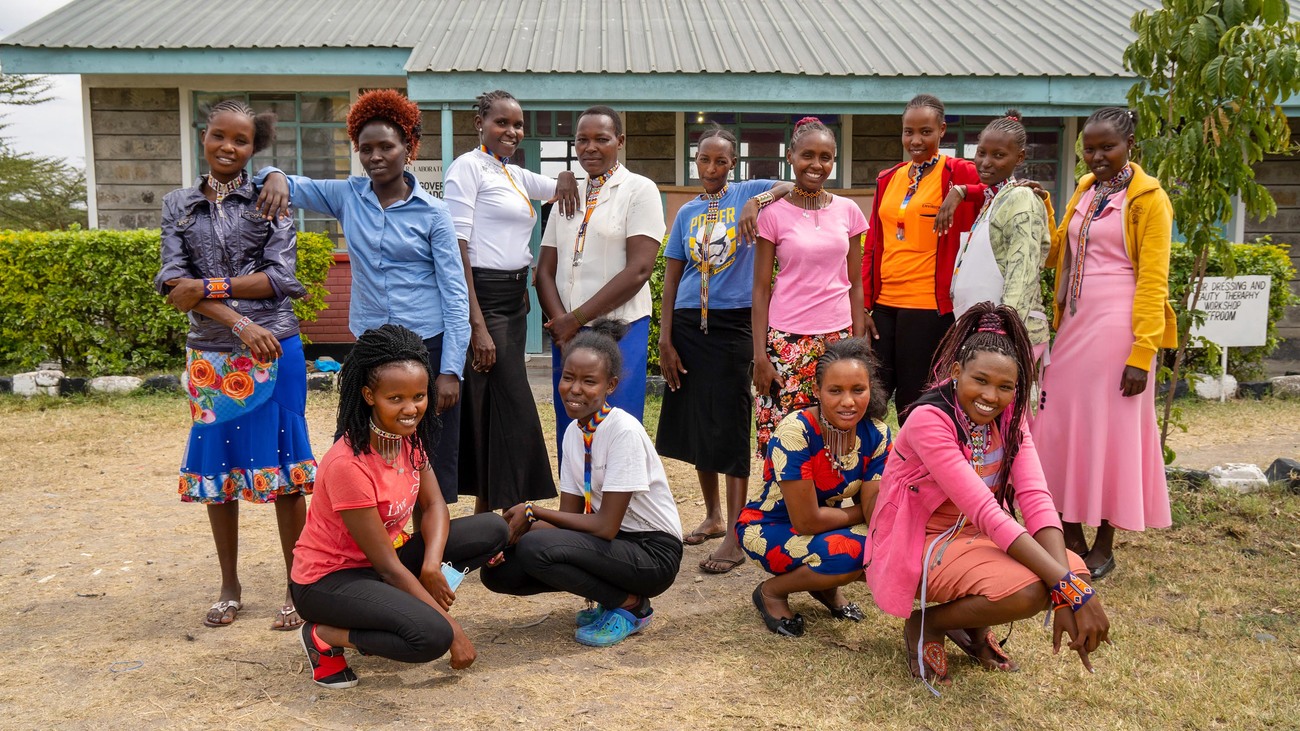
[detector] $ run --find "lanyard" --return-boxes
[1067,164,1133,315]
[580,402,613,513]
[573,164,619,266]
[896,155,940,241]
[695,186,727,334]
[480,146,534,218]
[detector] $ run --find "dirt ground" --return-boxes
[0,392,1298,730]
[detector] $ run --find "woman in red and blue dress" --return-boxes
[737,338,890,637]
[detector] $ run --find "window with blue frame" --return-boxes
[686,113,843,187]
[940,115,1065,207]
[193,92,351,248]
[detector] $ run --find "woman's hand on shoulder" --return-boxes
[738,197,761,247]
[255,171,292,220]
[934,185,965,235]
[555,171,580,218]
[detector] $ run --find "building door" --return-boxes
[520,112,584,354]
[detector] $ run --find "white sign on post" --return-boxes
[410,160,443,198]
[1189,275,1271,401]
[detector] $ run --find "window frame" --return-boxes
[683,113,844,187]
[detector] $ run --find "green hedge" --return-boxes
[0,228,333,375]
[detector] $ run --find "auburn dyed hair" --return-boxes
[346,89,422,160]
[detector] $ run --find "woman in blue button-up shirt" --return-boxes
[257,90,470,504]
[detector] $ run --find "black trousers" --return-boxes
[870,303,954,423]
[480,528,682,609]
[290,512,508,663]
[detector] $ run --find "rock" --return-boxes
[1166,466,1211,490]
[59,377,87,396]
[88,376,142,394]
[1254,632,1276,643]
[1191,373,1237,400]
[37,360,61,371]
[1270,374,1300,398]
[1207,463,1269,494]
[141,374,182,393]
[1265,458,1300,491]
[646,375,666,398]
[12,370,63,397]
[1240,381,1272,399]
[0,376,11,394]
[306,372,336,392]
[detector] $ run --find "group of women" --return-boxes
[158,88,1174,691]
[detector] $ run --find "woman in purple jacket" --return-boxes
[864,303,1109,692]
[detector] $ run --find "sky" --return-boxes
[0,0,83,166]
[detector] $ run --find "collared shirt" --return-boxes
[255,168,469,376]
[156,177,305,351]
[540,165,666,323]
[443,148,557,270]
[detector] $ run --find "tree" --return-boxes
[0,72,86,230]
[1123,0,1300,456]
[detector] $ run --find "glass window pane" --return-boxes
[301,94,349,122]
[249,93,297,122]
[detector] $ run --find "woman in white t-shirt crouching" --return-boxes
[482,319,684,648]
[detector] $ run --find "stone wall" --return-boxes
[852,114,903,187]
[90,88,182,229]
[625,112,675,185]
[1248,118,1300,361]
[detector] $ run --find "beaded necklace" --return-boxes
[579,402,614,513]
[480,145,534,218]
[205,171,246,219]
[1066,163,1133,315]
[369,418,406,474]
[572,164,620,266]
[896,155,940,241]
[817,410,857,473]
[792,185,829,230]
[953,403,990,475]
[694,185,728,334]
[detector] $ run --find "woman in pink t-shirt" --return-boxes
[289,325,508,689]
[752,116,868,456]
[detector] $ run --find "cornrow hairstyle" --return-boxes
[790,115,834,151]
[905,93,946,120]
[578,105,624,137]
[476,89,517,119]
[1085,106,1137,138]
[927,302,1036,513]
[563,318,628,381]
[815,337,888,421]
[346,89,422,160]
[336,324,441,466]
[697,124,738,159]
[981,108,1027,151]
[206,98,277,154]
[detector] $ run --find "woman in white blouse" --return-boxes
[535,105,666,460]
[444,90,579,513]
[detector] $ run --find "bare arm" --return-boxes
[458,238,495,372]
[751,237,777,394]
[658,258,687,391]
[780,478,863,535]
[548,234,658,345]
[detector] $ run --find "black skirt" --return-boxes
[458,269,557,509]
[654,307,754,477]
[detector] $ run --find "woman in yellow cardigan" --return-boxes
[1030,107,1178,581]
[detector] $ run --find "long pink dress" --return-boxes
[1031,187,1171,531]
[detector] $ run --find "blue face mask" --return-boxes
[441,562,468,591]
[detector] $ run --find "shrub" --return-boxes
[648,238,667,373]
[0,228,333,375]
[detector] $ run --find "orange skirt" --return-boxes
[923,524,1089,605]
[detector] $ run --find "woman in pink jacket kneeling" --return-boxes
[864,303,1110,691]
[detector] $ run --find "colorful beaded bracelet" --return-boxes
[204,277,232,299]
[231,316,254,337]
[1050,570,1095,612]
[524,502,537,523]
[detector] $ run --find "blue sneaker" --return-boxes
[574,607,651,647]
[575,605,605,627]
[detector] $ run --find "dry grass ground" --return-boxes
[0,392,1297,730]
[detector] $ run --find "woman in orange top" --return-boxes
[863,94,980,422]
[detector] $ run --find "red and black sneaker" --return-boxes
[299,622,359,689]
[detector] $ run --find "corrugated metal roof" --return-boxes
[4,0,1164,77]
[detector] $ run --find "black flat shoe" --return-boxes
[752,583,805,637]
[828,602,865,622]
[1086,554,1116,581]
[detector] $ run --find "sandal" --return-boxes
[203,599,242,628]
[904,619,951,687]
[752,583,804,637]
[683,530,726,546]
[951,628,1019,672]
[699,553,745,574]
[272,604,304,631]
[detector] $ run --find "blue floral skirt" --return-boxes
[178,335,316,504]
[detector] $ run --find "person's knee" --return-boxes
[481,513,510,554]
[404,614,454,663]
[1000,582,1049,619]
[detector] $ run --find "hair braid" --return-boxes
[790,116,834,151]
[927,303,1037,513]
[476,89,517,119]
[815,337,887,421]
[563,318,628,381]
[982,108,1027,150]
[905,93,946,119]
[1085,106,1137,138]
[337,324,441,466]
[206,98,276,153]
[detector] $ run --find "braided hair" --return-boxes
[206,99,276,153]
[564,318,628,381]
[346,89,422,160]
[336,324,440,464]
[697,124,738,159]
[905,93,946,121]
[815,337,888,421]
[791,116,834,151]
[1085,106,1137,138]
[578,105,623,136]
[928,303,1036,512]
[981,108,1027,150]
[476,89,517,119]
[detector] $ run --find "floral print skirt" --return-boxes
[754,327,849,458]
[178,335,316,504]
